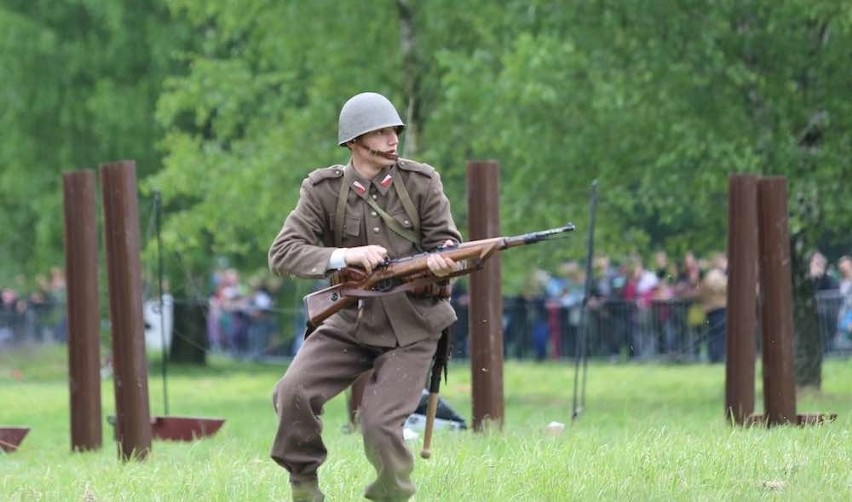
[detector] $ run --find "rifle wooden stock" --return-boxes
[303,223,575,328]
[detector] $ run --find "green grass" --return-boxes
[1,345,851,501]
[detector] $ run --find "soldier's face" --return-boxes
[352,127,399,168]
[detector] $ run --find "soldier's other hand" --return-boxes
[344,245,388,274]
[428,241,460,277]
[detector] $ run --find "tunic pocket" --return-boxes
[343,215,362,235]
[339,215,363,247]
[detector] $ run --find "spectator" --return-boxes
[675,251,704,360]
[699,253,727,363]
[623,258,659,358]
[651,269,678,356]
[810,251,840,351]
[48,267,67,342]
[247,277,276,360]
[835,255,852,345]
[522,268,550,361]
[654,250,670,281]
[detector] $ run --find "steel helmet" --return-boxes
[337,92,405,146]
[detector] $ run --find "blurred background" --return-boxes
[1,1,850,378]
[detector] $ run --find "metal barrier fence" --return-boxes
[2,292,848,362]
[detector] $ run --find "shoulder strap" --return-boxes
[334,168,352,248]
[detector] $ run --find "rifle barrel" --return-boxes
[504,223,576,247]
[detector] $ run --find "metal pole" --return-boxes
[101,160,152,460]
[153,191,169,416]
[725,174,758,425]
[63,170,103,452]
[757,176,797,425]
[572,180,597,421]
[466,160,504,431]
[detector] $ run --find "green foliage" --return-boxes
[2,0,851,292]
[0,0,190,284]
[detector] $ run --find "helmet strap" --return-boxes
[353,139,398,161]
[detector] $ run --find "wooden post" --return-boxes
[725,174,757,425]
[724,174,759,425]
[63,170,103,451]
[757,176,797,425]
[100,160,152,460]
[466,160,504,431]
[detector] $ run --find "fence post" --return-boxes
[724,174,759,425]
[63,170,103,451]
[466,160,504,431]
[100,160,152,460]
[757,176,797,425]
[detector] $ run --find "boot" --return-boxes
[291,479,324,502]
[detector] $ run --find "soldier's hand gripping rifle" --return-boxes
[303,223,576,330]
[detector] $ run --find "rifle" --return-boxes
[303,223,576,330]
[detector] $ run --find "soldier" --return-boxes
[268,91,461,501]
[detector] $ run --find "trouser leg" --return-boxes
[270,327,373,483]
[346,370,373,432]
[360,336,438,501]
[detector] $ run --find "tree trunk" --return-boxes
[396,0,420,157]
[169,299,208,365]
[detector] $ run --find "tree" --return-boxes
[3,0,851,382]
[0,0,191,285]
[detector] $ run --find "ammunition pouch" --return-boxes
[409,280,451,300]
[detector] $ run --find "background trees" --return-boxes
[0,0,189,281]
[1,1,850,380]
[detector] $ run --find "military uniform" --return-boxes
[269,158,461,500]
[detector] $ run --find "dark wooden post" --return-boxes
[63,170,103,451]
[100,160,152,460]
[757,176,797,425]
[725,174,759,425]
[466,160,504,431]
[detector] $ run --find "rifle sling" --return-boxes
[391,167,421,239]
[363,195,420,245]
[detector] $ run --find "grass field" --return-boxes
[1,345,850,501]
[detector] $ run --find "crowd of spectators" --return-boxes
[3,251,850,364]
[450,250,851,364]
[488,251,732,363]
[0,267,67,346]
[206,268,283,360]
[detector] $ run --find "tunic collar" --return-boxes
[345,162,396,199]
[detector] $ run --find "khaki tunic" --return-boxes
[268,158,461,347]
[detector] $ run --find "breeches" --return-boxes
[270,324,438,498]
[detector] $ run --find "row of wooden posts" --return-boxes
[725,174,834,426]
[8,163,827,458]
[64,161,153,459]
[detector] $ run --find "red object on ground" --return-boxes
[0,426,30,452]
[151,416,225,441]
